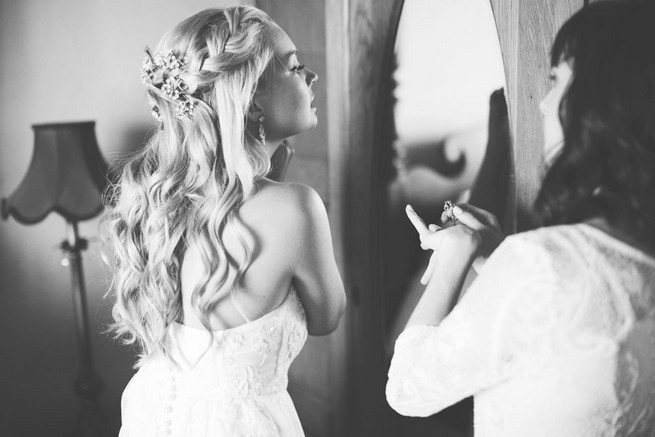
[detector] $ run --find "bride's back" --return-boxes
[181,179,332,331]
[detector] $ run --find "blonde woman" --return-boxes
[103,6,345,436]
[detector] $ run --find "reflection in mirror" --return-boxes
[382,0,507,435]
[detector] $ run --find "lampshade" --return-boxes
[1,121,108,224]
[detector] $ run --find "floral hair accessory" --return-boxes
[141,49,196,120]
[151,104,162,122]
[176,100,196,119]
[162,77,187,100]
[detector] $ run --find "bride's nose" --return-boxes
[306,68,318,86]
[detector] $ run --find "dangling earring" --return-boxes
[258,115,266,144]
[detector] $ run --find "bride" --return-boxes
[103,6,345,436]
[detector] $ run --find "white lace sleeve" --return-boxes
[386,234,568,417]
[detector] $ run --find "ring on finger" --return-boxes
[443,200,459,223]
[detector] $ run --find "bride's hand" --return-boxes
[406,205,481,284]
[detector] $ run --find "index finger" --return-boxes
[405,205,429,235]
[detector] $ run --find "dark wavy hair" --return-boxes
[533,0,655,248]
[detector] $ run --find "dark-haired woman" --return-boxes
[386,1,655,435]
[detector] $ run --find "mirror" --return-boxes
[381,0,508,434]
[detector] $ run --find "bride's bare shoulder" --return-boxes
[241,179,325,227]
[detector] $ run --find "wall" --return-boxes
[257,0,329,200]
[0,1,255,436]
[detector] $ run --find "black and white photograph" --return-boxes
[1,0,654,436]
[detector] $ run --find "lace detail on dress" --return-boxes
[612,319,655,437]
[387,224,655,437]
[119,288,308,437]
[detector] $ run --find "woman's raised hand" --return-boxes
[405,205,482,284]
[441,203,505,262]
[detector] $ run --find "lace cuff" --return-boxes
[386,325,440,416]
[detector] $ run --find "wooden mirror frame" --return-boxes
[326,0,405,435]
[325,0,585,435]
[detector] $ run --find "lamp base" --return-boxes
[67,402,110,437]
[60,221,109,437]
[73,367,103,401]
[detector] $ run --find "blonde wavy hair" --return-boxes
[102,6,277,363]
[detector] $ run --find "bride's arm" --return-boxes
[288,183,346,336]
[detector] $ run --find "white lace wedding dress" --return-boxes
[387,224,655,437]
[119,288,308,437]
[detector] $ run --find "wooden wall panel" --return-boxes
[489,0,583,230]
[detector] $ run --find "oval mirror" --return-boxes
[381,0,510,434]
